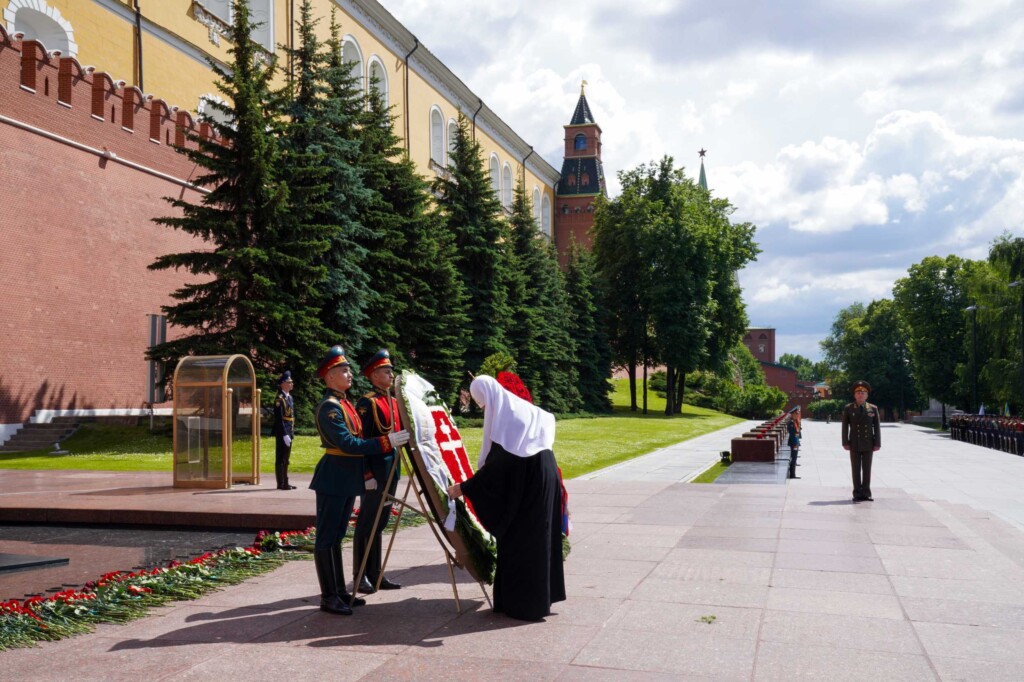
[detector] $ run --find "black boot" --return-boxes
[331,544,365,607]
[371,534,401,590]
[353,536,376,594]
[313,550,352,615]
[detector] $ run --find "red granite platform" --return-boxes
[0,470,316,529]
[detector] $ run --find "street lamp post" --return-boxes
[966,305,979,414]
[1010,281,1024,417]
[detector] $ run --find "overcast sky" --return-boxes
[386,0,1024,361]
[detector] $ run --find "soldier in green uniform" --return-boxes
[841,380,881,501]
[310,346,410,615]
[272,371,296,490]
[354,349,403,594]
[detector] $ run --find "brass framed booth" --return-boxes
[172,355,261,489]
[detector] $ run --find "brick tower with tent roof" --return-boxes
[553,82,607,266]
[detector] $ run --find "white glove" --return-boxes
[364,477,378,491]
[283,435,292,447]
[388,430,410,449]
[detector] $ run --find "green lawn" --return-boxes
[0,380,742,479]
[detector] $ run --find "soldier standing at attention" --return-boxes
[354,349,404,594]
[272,371,296,490]
[841,380,881,502]
[310,346,410,615]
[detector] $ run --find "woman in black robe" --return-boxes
[448,376,566,621]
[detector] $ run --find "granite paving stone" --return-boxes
[6,420,1024,680]
[765,586,906,619]
[752,641,936,682]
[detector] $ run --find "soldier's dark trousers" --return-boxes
[314,493,355,551]
[850,449,873,499]
[788,448,799,479]
[275,437,292,488]
[354,473,398,584]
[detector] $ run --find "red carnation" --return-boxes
[497,371,533,404]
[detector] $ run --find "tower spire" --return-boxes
[698,148,708,191]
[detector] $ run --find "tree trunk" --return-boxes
[628,362,637,411]
[675,370,686,414]
[642,362,648,415]
[664,364,675,415]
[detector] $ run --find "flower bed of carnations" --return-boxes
[0,528,322,651]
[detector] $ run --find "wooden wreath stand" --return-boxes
[351,379,492,613]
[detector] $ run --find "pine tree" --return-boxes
[433,117,512,380]
[148,0,315,391]
[565,241,613,412]
[506,179,580,412]
[358,79,469,401]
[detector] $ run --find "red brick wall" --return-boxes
[553,195,598,266]
[0,29,209,425]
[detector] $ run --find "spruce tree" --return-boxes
[433,117,512,380]
[358,81,469,401]
[270,0,343,412]
[149,0,316,392]
[316,9,376,359]
[565,241,614,412]
[506,179,580,412]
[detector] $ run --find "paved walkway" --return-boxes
[3,421,1024,680]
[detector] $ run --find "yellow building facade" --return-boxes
[1,0,558,233]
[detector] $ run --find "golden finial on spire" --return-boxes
[580,80,588,95]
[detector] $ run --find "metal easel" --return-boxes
[351,378,492,612]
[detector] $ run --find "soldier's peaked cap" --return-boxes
[317,346,350,378]
[362,349,393,377]
[278,370,293,385]
[852,380,871,393]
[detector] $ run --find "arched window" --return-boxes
[542,195,552,238]
[198,94,232,128]
[447,119,458,164]
[367,56,388,107]
[489,154,501,198]
[581,172,590,185]
[341,36,364,90]
[6,0,77,57]
[574,133,587,151]
[502,163,512,208]
[561,204,569,215]
[759,333,768,340]
[429,106,444,164]
[532,187,541,227]
[568,174,577,186]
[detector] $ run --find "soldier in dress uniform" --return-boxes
[841,380,881,501]
[353,349,403,594]
[272,371,296,490]
[310,345,410,615]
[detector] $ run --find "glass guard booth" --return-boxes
[172,355,261,489]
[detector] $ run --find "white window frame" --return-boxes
[367,55,388,108]
[342,35,364,91]
[541,194,552,238]
[5,0,77,57]
[489,154,501,199]
[501,163,513,208]
[429,106,445,165]
[532,187,542,227]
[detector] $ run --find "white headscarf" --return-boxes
[470,375,556,467]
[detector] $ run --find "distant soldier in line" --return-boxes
[272,371,296,490]
[354,349,404,594]
[786,406,801,480]
[841,380,881,502]
[310,346,410,616]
